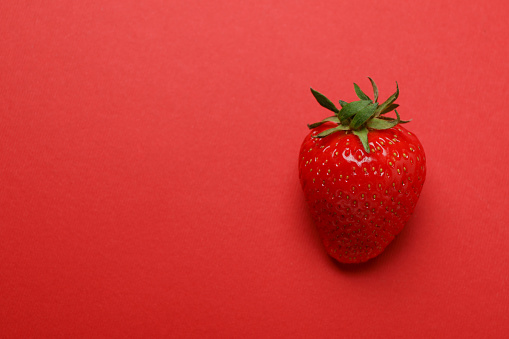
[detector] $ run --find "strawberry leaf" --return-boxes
[307,116,341,129]
[312,125,350,138]
[379,103,399,115]
[368,77,378,102]
[338,100,371,121]
[375,82,399,117]
[307,80,410,139]
[366,117,398,130]
[310,88,340,113]
[349,102,379,130]
[352,127,370,153]
[379,115,411,123]
[354,83,371,101]
[367,110,404,129]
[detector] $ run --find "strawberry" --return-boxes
[299,78,426,264]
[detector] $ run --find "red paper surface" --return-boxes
[1,1,508,338]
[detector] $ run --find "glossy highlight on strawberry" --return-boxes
[299,79,426,263]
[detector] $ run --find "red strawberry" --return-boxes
[299,78,426,263]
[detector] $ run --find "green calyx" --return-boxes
[308,78,411,153]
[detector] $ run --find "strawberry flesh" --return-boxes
[299,122,426,263]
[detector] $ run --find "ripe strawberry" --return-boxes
[299,78,426,264]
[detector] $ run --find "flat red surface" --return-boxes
[1,1,508,338]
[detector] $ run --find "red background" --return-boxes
[1,1,508,338]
